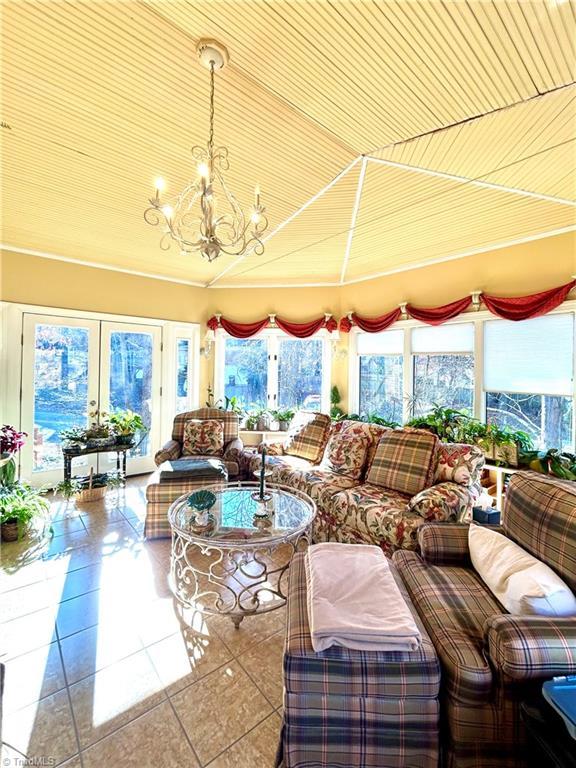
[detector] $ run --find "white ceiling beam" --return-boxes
[340,156,367,285]
[207,156,362,287]
[365,155,576,207]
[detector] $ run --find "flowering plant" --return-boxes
[1,425,27,455]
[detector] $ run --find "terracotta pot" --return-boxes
[1,520,21,542]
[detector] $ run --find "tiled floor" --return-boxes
[1,477,285,767]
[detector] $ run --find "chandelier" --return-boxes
[144,40,268,263]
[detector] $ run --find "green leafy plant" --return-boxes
[272,408,295,424]
[330,386,346,421]
[406,405,472,442]
[205,385,223,409]
[60,426,88,445]
[108,409,145,437]
[244,413,258,430]
[0,483,50,540]
[224,396,244,416]
[54,471,124,500]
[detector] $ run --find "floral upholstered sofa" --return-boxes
[245,413,485,553]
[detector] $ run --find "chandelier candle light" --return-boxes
[144,40,268,263]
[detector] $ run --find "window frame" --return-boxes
[214,327,332,413]
[350,301,576,449]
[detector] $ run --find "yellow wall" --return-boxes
[2,232,575,410]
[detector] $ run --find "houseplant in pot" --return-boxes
[85,403,114,448]
[244,411,258,431]
[0,483,50,542]
[273,408,295,432]
[0,424,27,486]
[109,409,145,445]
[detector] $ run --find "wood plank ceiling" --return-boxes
[1,0,575,288]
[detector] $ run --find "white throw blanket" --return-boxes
[305,543,422,653]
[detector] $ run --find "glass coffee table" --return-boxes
[168,482,316,627]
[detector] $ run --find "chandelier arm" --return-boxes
[208,61,215,164]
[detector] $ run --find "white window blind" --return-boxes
[411,323,474,353]
[484,314,574,396]
[357,329,403,355]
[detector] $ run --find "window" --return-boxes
[412,323,474,416]
[484,314,574,450]
[278,338,323,411]
[175,338,190,412]
[221,333,329,412]
[223,338,268,409]
[358,330,403,423]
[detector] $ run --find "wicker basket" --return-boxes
[76,485,106,503]
[76,467,107,502]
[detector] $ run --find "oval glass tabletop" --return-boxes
[168,481,316,547]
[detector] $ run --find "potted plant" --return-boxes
[60,426,88,451]
[406,405,472,442]
[244,412,258,431]
[109,409,145,445]
[255,408,271,432]
[330,386,346,421]
[0,425,27,486]
[55,469,124,503]
[86,403,114,448]
[273,408,295,431]
[0,482,50,542]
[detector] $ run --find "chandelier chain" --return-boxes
[208,62,215,162]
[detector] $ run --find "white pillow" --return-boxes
[468,525,576,617]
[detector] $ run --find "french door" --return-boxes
[21,314,162,486]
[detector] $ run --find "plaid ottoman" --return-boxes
[144,458,228,539]
[277,552,440,768]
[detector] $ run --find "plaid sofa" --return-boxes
[392,472,576,768]
[155,407,243,477]
[245,419,484,554]
[277,551,440,767]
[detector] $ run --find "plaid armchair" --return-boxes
[155,407,243,477]
[393,472,576,768]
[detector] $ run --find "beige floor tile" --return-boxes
[237,631,285,709]
[80,506,128,528]
[50,516,87,538]
[45,562,103,603]
[2,688,78,766]
[60,622,144,684]
[132,595,193,646]
[210,605,287,656]
[207,712,282,768]
[42,528,95,558]
[0,558,47,594]
[145,621,233,696]
[0,579,53,623]
[2,642,66,713]
[69,649,166,748]
[0,606,58,660]
[58,756,82,768]
[55,590,102,638]
[171,660,272,766]
[42,543,106,578]
[81,700,199,768]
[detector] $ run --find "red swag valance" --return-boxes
[206,314,338,339]
[482,280,576,322]
[340,279,576,333]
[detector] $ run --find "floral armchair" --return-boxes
[155,407,243,477]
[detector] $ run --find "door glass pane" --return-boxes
[33,324,90,472]
[278,339,323,411]
[109,332,153,457]
[224,338,268,409]
[413,354,474,415]
[359,355,403,423]
[176,339,190,412]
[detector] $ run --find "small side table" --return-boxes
[62,443,133,483]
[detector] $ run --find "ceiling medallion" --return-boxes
[144,40,268,263]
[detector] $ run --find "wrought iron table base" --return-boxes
[170,527,311,627]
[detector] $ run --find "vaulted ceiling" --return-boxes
[2,0,575,288]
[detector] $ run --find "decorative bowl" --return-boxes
[187,489,217,512]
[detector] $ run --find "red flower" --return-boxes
[0,425,27,454]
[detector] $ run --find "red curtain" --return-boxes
[407,296,473,325]
[349,307,402,333]
[481,280,576,321]
[276,317,327,338]
[339,316,353,333]
[219,317,269,338]
[207,315,337,338]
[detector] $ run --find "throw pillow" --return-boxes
[322,431,369,479]
[284,412,331,463]
[435,443,485,486]
[469,525,576,617]
[182,419,224,457]
[366,429,438,496]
